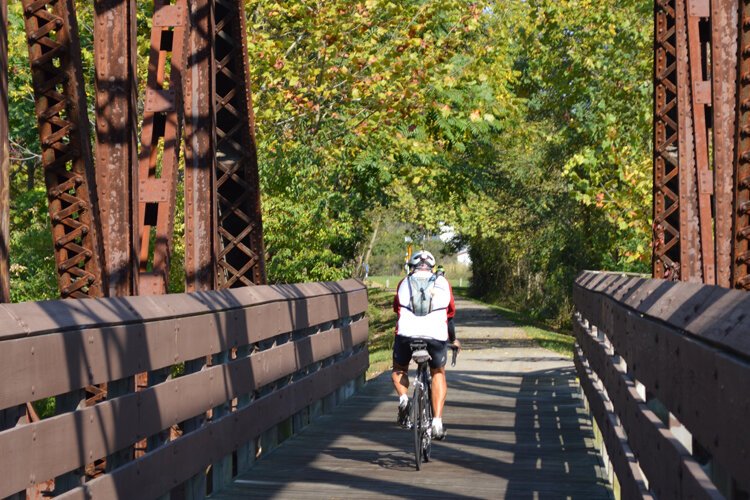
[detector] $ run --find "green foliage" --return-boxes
[4,0,653,324]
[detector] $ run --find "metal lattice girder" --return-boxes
[137,0,187,295]
[735,2,750,290]
[653,0,681,280]
[183,0,216,293]
[21,0,106,299]
[0,0,9,302]
[214,0,266,287]
[94,0,139,297]
[712,0,738,289]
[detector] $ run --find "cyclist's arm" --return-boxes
[447,317,456,343]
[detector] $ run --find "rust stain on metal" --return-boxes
[21,0,106,299]
[94,0,138,297]
[734,1,750,289]
[712,0,737,289]
[676,0,703,282]
[136,0,187,296]
[0,0,9,302]
[686,11,715,284]
[183,0,216,292]
[214,0,266,287]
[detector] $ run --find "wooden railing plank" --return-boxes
[0,320,367,498]
[0,290,366,410]
[0,279,366,341]
[573,347,653,500]
[575,272,750,357]
[574,317,721,499]
[574,271,750,494]
[57,350,368,500]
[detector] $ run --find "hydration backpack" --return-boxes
[407,273,437,316]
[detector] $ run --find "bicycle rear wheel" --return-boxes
[423,381,432,462]
[411,381,423,470]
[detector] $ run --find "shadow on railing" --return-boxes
[0,279,369,499]
[572,270,750,499]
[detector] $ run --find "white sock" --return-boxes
[432,417,442,429]
[399,394,409,408]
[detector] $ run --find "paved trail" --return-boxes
[214,297,611,499]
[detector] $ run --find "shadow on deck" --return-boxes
[212,347,612,500]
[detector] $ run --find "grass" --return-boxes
[366,286,397,379]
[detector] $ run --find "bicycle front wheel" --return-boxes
[411,381,423,471]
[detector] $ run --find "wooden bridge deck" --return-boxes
[213,298,612,499]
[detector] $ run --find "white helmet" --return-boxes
[409,250,435,269]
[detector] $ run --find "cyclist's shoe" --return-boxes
[432,420,447,440]
[397,400,412,429]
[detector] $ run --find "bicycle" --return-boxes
[408,339,459,471]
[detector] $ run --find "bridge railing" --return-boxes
[0,279,368,499]
[573,271,749,499]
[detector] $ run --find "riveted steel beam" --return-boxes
[686,0,715,284]
[0,0,9,303]
[183,0,216,292]
[214,0,266,287]
[711,0,737,289]
[136,0,187,295]
[734,2,750,290]
[21,0,106,299]
[94,0,139,297]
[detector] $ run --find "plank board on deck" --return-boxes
[212,298,612,499]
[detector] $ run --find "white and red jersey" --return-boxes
[392,270,456,341]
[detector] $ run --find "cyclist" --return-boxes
[392,250,460,440]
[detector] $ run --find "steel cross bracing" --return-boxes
[653,0,681,280]
[214,0,266,287]
[652,0,750,290]
[20,0,106,299]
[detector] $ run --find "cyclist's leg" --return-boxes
[392,361,409,396]
[391,335,411,396]
[430,367,447,418]
[424,339,448,417]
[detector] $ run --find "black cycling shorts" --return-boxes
[392,335,448,370]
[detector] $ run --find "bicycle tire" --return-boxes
[423,378,432,462]
[412,380,423,470]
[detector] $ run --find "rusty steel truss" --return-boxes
[0,0,265,302]
[652,0,750,290]
[21,0,107,299]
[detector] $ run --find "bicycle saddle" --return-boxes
[412,349,431,363]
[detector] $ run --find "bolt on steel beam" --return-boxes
[21,0,106,299]
[0,0,9,302]
[94,0,139,297]
[653,0,682,280]
[214,0,266,287]
[734,1,750,290]
[136,0,187,296]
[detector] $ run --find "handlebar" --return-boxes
[449,343,459,367]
